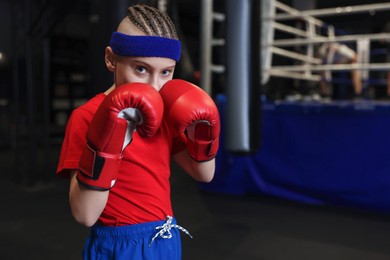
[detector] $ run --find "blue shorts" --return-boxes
[82,217,186,260]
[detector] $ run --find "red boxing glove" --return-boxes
[160,79,220,162]
[77,83,163,190]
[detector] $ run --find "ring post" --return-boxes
[225,0,261,153]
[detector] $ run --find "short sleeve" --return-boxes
[56,109,90,179]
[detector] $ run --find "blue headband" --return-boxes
[109,32,181,62]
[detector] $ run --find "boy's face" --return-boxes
[109,51,176,91]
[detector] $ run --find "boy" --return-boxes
[56,4,220,259]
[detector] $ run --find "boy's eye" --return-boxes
[136,66,147,73]
[162,69,172,76]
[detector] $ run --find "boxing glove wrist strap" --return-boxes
[77,144,121,191]
[187,138,218,162]
[185,121,219,162]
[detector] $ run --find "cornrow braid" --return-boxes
[127,4,178,40]
[128,6,150,35]
[137,5,160,36]
[143,5,167,36]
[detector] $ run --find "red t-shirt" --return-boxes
[56,93,184,226]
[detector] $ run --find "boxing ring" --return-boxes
[202,96,390,212]
[200,0,390,212]
[263,1,390,84]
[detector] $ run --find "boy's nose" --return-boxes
[148,77,162,91]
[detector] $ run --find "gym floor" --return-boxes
[1,144,390,260]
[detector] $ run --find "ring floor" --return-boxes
[1,144,390,260]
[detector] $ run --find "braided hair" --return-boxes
[127,4,178,40]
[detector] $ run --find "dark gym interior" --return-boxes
[1,0,390,259]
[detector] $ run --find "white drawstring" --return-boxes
[149,216,193,246]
